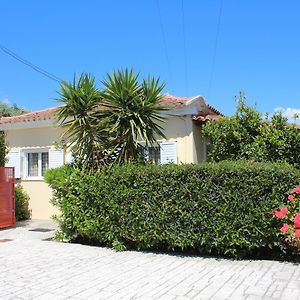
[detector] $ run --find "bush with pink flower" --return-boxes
[274,186,300,248]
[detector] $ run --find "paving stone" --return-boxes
[1,220,300,300]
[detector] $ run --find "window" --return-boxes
[147,146,160,164]
[144,142,177,165]
[6,147,64,179]
[27,151,49,178]
[41,152,49,175]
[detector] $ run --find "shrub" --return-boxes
[15,184,31,221]
[0,131,7,167]
[274,186,300,249]
[45,161,300,258]
[202,93,300,165]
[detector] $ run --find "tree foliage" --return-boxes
[55,74,108,169]
[0,102,28,166]
[0,131,7,167]
[203,92,300,165]
[100,69,167,164]
[55,69,167,169]
[0,102,28,117]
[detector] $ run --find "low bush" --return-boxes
[15,184,31,221]
[273,185,300,250]
[45,161,300,258]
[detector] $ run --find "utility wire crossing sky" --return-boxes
[0,0,300,122]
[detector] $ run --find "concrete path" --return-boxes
[0,220,300,300]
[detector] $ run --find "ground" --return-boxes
[0,220,300,300]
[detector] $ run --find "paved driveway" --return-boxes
[0,220,300,300]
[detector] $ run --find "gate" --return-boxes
[0,167,15,228]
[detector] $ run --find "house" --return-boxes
[0,95,222,219]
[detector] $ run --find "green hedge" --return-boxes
[15,185,31,221]
[45,161,300,257]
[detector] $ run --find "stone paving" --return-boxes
[0,220,300,300]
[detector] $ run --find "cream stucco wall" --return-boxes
[5,117,205,219]
[6,126,64,220]
[156,116,196,163]
[21,180,59,220]
[192,123,206,163]
[6,126,64,150]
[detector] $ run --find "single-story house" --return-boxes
[0,94,222,219]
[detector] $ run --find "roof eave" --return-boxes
[0,119,55,130]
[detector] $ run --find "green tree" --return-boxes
[55,69,167,168]
[55,74,108,169]
[0,131,7,167]
[202,92,300,165]
[0,102,28,117]
[100,69,167,164]
[0,102,26,166]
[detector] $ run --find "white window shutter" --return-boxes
[160,142,177,164]
[6,150,21,178]
[49,148,64,169]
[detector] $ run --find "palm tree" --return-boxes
[55,69,167,169]
[100,68,167,164]
[55,74,108,169]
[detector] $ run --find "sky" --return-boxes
[1,0,300,119]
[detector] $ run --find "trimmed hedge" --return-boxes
[45,161,300,257]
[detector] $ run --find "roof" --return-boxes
[0,106,60,125]
[0,95,222,125]
[161,95,193,108]
[192,114,223,122]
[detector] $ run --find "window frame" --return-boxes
[23,148,49,180]
[147,146,161,165]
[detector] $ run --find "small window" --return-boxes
[27,151,49,178]
[42,152,49,176]
[147,146,161,164]
[28,153,39,177]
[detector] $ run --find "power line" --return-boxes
[0,44,63,83]
[208,0,223,99]
[181,0,188,95]
[156,0,174,93]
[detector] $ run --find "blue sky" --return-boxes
[1,0,300,119]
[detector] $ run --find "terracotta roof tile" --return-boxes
[192,114,223,123]
[161,95,193,108]
[0,106,61,124]
[0,95,222,125]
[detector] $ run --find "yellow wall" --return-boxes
[6,126,64,149]
[192,123,206,163]
[156,116,196,163]
[6,126,64,220]
[5,117,204,219]
[21,180,59,220]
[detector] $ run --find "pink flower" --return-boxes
[280,207,288,215]
[294,213,300,228]
[294,186,300,194]
[280,223,289,234]
[274,210,284,219]
[295,229,300,237]
[288,195,294,201]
